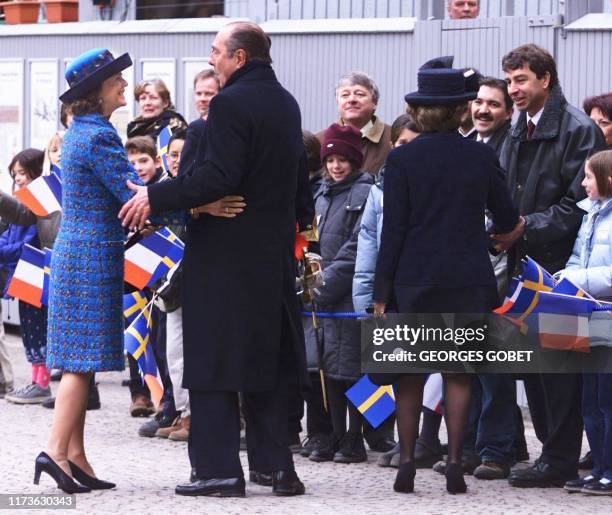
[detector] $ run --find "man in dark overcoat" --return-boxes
[119,21,313,497]
[491,44,605,488]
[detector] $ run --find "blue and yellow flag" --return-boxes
[157,126,172,174]
[345,375,395,428]
[41,248,52,306]
[124,305,163,405]
[123,290,149,326]
[158,226,185,248]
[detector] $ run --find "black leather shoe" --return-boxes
[578,451,593,470]
[508,462,577,488]
[582,478,612,495]
[333,432,367,464]
[300,433,327,458]
[272,470,305,496]
[41,385,101,411]
[414,438,443,469]
[175,477,246,497]
[68,461,115,489]
[34,452,91,494]
[249,470,273,486]
[564,474,600,493]
[367,436,397,453]
[309,433,340,462]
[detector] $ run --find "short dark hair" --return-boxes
[583,93,612,120]
[125,136,157,160]
[502,44,559,89]
[587,150,612,198]
[407,102,467,133]
[193,69,220,90]
[390,114,419,144]
[9,148,44,181]
[68,86,102,116]
[225,22,272,65]
[168,128,187,149]
[479,76,513,111]
[302,130,321,173]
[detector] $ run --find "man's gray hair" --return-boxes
[335,71,380,105]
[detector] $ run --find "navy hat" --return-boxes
[404,68,477,106]
[420,56,454,70]
[60,48,132,104]
[463,68,483,93]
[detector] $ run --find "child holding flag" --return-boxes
[2,149,51,404]
[557,150,612,495]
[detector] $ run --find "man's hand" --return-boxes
[119,180,152,231]
[491,216,526,253]
[196,196,246,218]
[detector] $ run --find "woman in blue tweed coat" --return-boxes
[35,49,138,494]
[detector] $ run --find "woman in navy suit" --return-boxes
[373,67,521,494]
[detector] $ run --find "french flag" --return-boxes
[422,373,443,414]
[124,231,184,290]
[537,291,596,353]
[14,172,62,217]
[6,244,45,308]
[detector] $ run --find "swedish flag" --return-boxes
[41,248,52,306]
[124,306,163,405]
[157,126,172,174]
[345,375,395,428]
[123,291,149,325]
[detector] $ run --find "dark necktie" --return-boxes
[527,120,536,140]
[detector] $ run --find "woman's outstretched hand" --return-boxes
[119,180,151,230]
[196,196,246,218]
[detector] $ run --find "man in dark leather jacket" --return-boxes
[493,44,605,489]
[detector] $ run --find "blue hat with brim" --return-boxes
[404,68,477,106]
[60,48,132,104]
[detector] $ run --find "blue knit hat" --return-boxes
[60,48,132,104]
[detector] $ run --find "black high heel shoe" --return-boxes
[34,452,91,494]
[445,462,467,494]
[393,462,416,493]
[69,461,116,490]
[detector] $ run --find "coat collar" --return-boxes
[577,197,612,215]
[339,116,386,144]
[224,61,275,89]
[509,84,568,142]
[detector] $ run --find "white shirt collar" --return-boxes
[458,126,476,138]
[476,134,491,144]
[527,107,544,128]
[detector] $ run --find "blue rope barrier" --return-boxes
[303,306,612,318]
[302,311,367,319]
[594,305,612,312]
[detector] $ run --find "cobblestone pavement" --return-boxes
[1,328,610,514]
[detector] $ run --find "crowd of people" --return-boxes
[0,10,610,502]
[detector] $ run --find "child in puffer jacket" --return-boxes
[305,123,373,464]
[556,150,612,496]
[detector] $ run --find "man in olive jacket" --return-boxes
[120,22,313,498]
[492,44,605,488]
